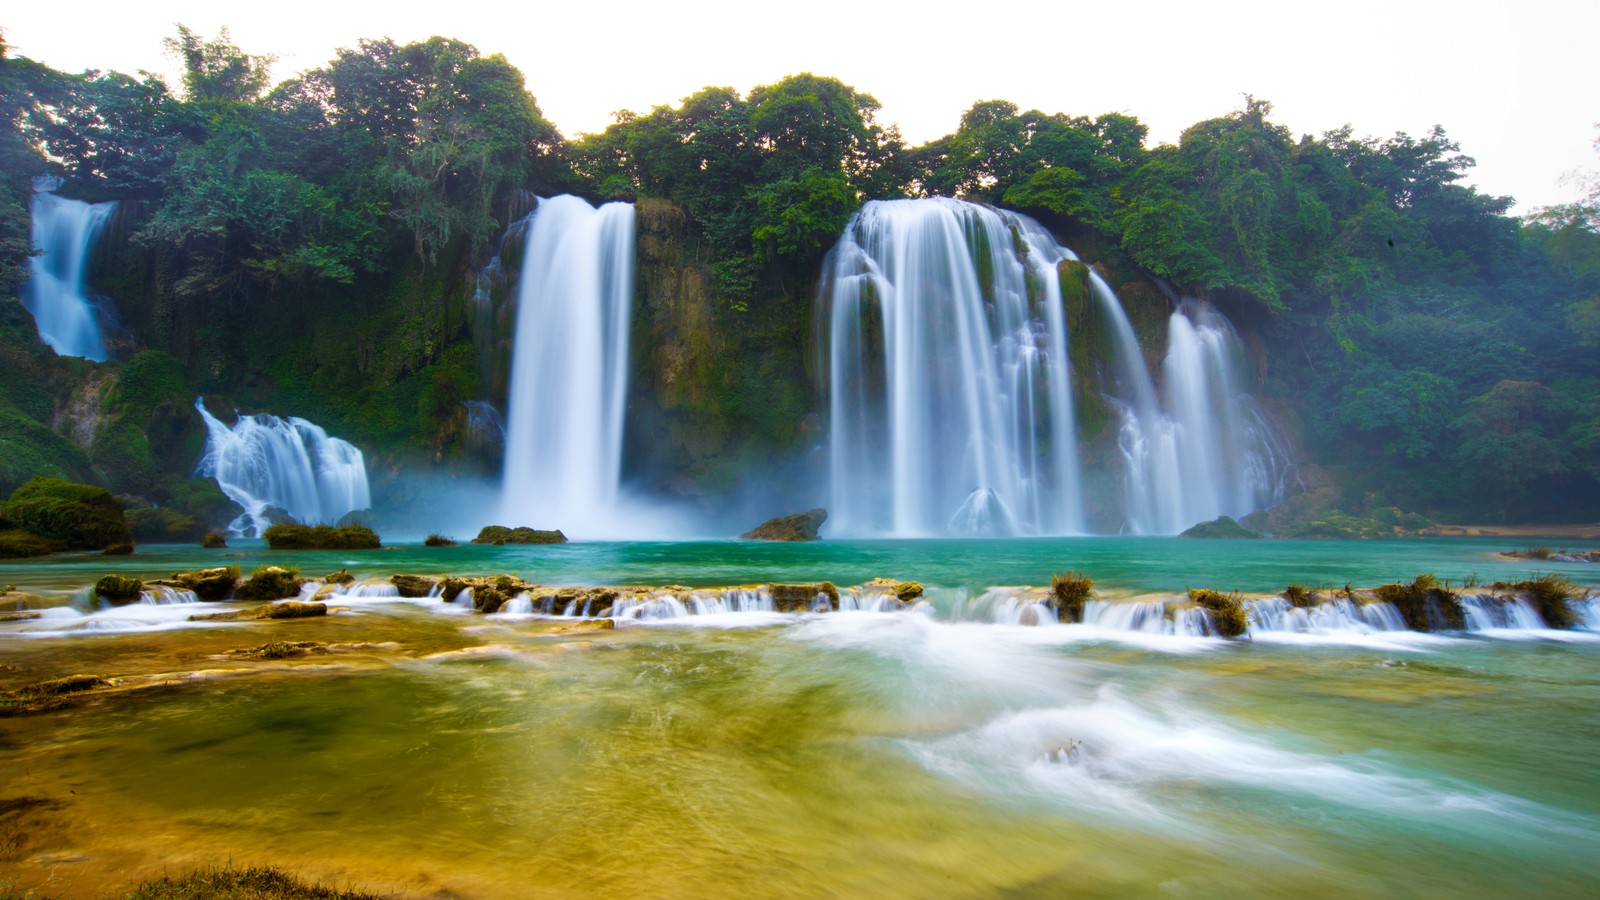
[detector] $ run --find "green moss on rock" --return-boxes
[472,525,568,545]
[1372,574,1463,631]
[235,565,306,603]
[0,477,131,550]
[263,524,381,550]
[1188,589,1249,637]
[94,573,144,605]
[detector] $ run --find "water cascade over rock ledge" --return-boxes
[817,198,1290,536]
[22,177,118,361]
[194,398,372,537]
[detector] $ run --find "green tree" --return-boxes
[163,25,276,104]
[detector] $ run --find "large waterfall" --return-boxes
[819,199,1083,536]
[22,179,117,361]
[499,195,636,536]
[819,198,1287,537]
[195,399,372,537]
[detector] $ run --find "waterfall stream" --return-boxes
[22,178,117,361]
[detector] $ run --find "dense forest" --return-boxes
[1,25,1596,536]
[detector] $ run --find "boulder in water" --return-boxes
[1187,589,1249,638]
[1179,516,1262,539]
[167,565,240,601]
[234,566,306,602]
[200,531,227,549]
[389,574,437,597]
[740,509,827,542]
[471,526,568,545]
[770,582,839,612]
[263,524,381,550]
[93,574,143,605]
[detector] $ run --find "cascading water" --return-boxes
[194,398,372,537]
[499,195,636,537]
[22,178,117,361]
[819,198,1083,537]
[820,197,1289,536]
[1116,301,1289,534]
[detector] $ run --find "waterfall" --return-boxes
[22,178,117,361]
[819,198,1288,536]
[818,198,1083,537]
[499,195,636,536]
[1116,301,1289,533]
[194,398,372,537]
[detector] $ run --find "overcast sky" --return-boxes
[7,1,1597,213]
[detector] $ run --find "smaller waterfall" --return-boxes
[1114,301,1289,534]
[500,195,636,536]
[23,178,117,361]
[194,398,372,537]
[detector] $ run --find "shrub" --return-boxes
[201,531,227,548]
[1373,574,1463,631]
[1283,584,1315,608]
[0,528,62,558]
[1490,573,1581,630]
[1051,570,1095,622]
[472,525,567,544]
[1,477,131,549]
[424,533,457,547]
[1188,589,1248,638]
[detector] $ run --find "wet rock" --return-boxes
[390,574,439,598]
[324,569,356,586]
[770,582,840,612]
[189,601,328,622]
[1372,574,1463,631]
[1187,589,1249,638]
[167,566,240,601]
[863,578,923,602]
[740,508,827,542]
[0,611,42,622]
[101,541,135,556]
[200,531,228,549]
[93,573,144,605]
[263,524,381,550]
[226,641,329,659]
[234,566,306,603]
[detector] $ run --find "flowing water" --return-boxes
[194,398,372,536]
[1,541,1597,897]
[499,196,636,538]
[818,199,1288,537]
[22,179,117,361]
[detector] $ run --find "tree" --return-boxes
[163,25,276,104]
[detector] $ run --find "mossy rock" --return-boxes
[102,541,135,555]
[234,566,306,603]
[472,525,568,545]
[1188,589,1249,638]
[740,508,827,542]
[1,477,131,550]
[1372,574,1463,631]
[0,528,63,558]
[1179,516,1262,539]
[1283,584,1317,609]
[94,573,144,605]
[0,674,112,717]
[263,524,381,550]
[201,531,227,549]
[127,506,206,543]
[424,533,457,547]
[171,565,240,601]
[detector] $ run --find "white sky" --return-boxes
[6,1,1596,213]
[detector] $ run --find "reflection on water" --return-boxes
[2,602,1598,898]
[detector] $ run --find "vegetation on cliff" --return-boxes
[2,25,1596,524]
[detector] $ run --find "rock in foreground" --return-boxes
[740,508,827,542]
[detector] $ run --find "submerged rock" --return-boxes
[0,674,112,716]
[548,619,616,634]
[472,526,568,545]
[740,508,827,542]
[1179,516,1262,539]
[189,601,328,622]
[226,640,330,659]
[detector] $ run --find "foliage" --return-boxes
[123,863,383,899]
[1489,573,1581,629]
[472,525,567,544]
[1051,570,1095,622]
[1186,589,1248,637]
[1372,573,1463,631]
[0,477,131,549]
